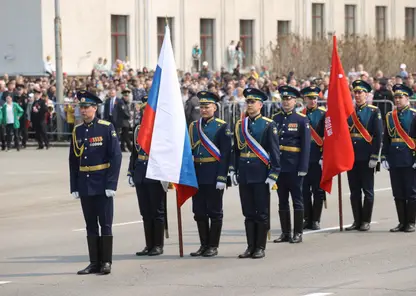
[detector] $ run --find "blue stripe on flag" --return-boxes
[147,66,162,111]
[179,125,198,188]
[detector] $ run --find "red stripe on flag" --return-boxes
[175,184,198,208]
[137,104,156,154]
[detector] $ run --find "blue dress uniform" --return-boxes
[273,86,311,244]
[300,87,326,230]
[128,124,167,256]
[346,80,383,231]
[69,90,122,275]
[231,88,281,259]
[381,84,416,233]
[189,91,232,257]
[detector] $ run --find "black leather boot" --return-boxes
[136,221,153,256]
[311,197,324,230]
[359,199,373,231]
[303,196,313,230]
[274,210,291,243]
[100,235,113,275]
[345,198,362,231]
[238,220,256,258]
[390,200,406,232]
[252,222,268,259]
[405,201,416,232]
[290,210,304,243]
[190,220,209,256]
[148,221,164,256]
[203,220,222,257]
[77,236,101,275]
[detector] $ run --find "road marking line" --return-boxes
[72,220,143,232]
[304,222,378,235]
[343,187,391,195]
[303,293,333,296]
[0,281,11,285]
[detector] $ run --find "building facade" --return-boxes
[1,0,416,75]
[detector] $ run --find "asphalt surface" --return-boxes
[1,148,415,296]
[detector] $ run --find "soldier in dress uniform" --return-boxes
[69,90,122,275]
[272,86,311,244]
[128,121,167,256]
[300,86,326,230]
[188,91,232,257]
[230,88,280,259]
[346,80,383,231]
[381,84,416,233]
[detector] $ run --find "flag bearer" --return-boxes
[188,91,232,257]
[69,90,122,275]
[381,84,416,233]
[346,80,383,231]
[230,88,281,259]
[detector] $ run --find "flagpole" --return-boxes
[337,174,343,231]
[176,191,184,257]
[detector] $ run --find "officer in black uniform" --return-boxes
[346,80,383,231]
[188,91,232,257]
[381,84,416,233]
[300,86,326,230]
[231,88,280,259]
[14,84,28,148]
[69,90,122,275]
[128,122,167,256]
[273,86,311,244]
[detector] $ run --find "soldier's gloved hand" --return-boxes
[382,160,390,170]
[412,162,416,170]
[160,181,169,192]
[265,178,276,190]
[71,192,79,199]
[298,172,307,177]
[230,171,238,186]
[216,182,226,190]
[105,189,116,198]
[368,159,378,169]
[128,176,135,187]
[319,159,323,168]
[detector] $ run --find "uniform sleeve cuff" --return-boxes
[370,154,379,161]
[380,155,386,161]
[268,173,279,181]
[228,166,235,172]
[217,176,227,182]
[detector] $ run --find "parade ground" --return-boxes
[1,148,416,296]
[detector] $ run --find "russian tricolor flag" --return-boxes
[137,25,198,207]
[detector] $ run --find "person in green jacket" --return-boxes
[1,93,24,151]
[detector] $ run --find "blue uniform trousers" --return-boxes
[389,168,416,201]
[277,172,304,211]
[239,183,270,223]
[192,185,224,222]
[347,161,374,202]
[135,183,165,223]
[80,195,114,236]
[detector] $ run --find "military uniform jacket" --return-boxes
[128,125,159,184]
[272,110,311,173]
[233,114,281,184]
[381,106,416,168]
[69,117,122,197]
[189,117,232,185]
[347,103,383,162]
[304,106,326,163]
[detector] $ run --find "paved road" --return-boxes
[0,148,415,296]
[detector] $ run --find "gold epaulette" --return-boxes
[272,111,283,118]
[367,104,378,109]
[410,108,416,113]
[215,118,226,124]
[262,117,273,122]
[98,119,111,126]
[297,112,306,117]
[318,106,327,112]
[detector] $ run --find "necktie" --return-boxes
[110,98,114,115]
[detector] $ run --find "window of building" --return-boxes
[405,8,416,40]
[376,6,387,41]
[111,15,129,63]
[200,19,215,67]
[277,21,291,38]
[157,17,174,55]
[312,3,325,40]
[239,20,254,68]
[345,5,356,37]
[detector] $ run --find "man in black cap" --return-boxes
[69,90,122,275]
[373,78,394,127]
[14,84,29,148]
[30,87,49,149]
[116,88,132,152]
[188,91,232,257]
[231,88,280,259]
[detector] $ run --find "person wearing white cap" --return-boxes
[400,63,409,79]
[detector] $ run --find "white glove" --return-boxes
[319,159,323,168]
[160,181,169,192]
[128,176,135,187]
[216,182,226,190]
[413,162,416,170]
[382,160,390,170]
[72,192,79,199]
[369,160,378,169]
[105,189,116,198]
[298,172,307,177]
[230,171,238,186]
[265,178,276,189]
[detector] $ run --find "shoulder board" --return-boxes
[296,112,307,117]
[410,108,416,113]
[318,106,327,112]
[367,104,378,109]
[271,111,283,117]
[262,117,273,122]
[97,119,111,126]
[215,118,226,124]
[74,123,83,130]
